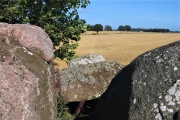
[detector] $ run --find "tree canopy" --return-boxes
[87,25,94,31]
[93,24,103,34]
[117,25,125,33]
[0,0,90,60]
[104,25,112,34]
[125,25,131,32]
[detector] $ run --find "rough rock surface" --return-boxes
[0,25,56,120]
[56,60,123,102]
[0,22,53,62]
[69,54,105,67]
[90,41,180,120]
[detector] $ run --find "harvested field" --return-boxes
[76,31,180,65]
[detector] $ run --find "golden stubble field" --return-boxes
[75,31,180,66]
[55,31,180,70]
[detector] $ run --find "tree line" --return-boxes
[131,28,170,32]
[87,24,170,34]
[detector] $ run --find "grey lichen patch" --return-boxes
[155,113,162,120]
[165,79,180,105]
[174,66,178,71]
[77,72,86,81]
[69,54,105,67]
[160,103,167,112]
[88,76,95,84]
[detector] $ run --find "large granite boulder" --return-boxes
[0,23,56,120]
[69,54,105,67]
[56,60,123,102]
[90,41,180,120]
[0,22,53,62]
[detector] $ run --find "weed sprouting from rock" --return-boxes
[55,71,72,120]
[75,100,86,116]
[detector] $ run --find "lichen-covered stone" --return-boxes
[0,32,56,119]
[90,41,180,120]
[0,22,53,62]
[56,60,123,102]
[69,54,105,67]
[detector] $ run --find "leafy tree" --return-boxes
[104,25,112,34]
[125,25,131,32]
[88,25,94,31]
[93,24,103,34]
[117,25,125,33]
[86,24,90,31]
[0,0,90,60]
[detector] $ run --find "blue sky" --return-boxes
[78,0,180,31]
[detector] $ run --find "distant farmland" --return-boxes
[75,31,180,65]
